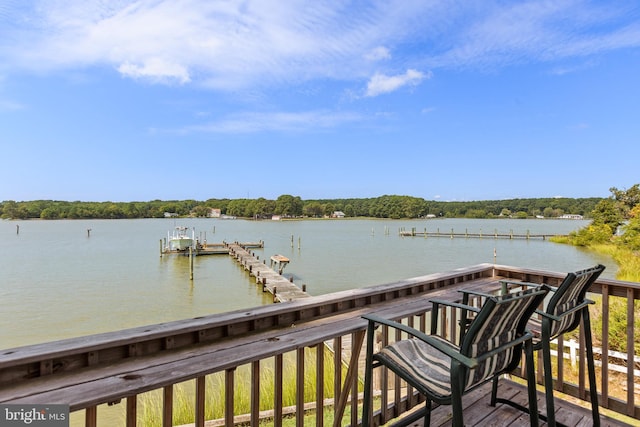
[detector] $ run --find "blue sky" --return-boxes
[1,1,639,202]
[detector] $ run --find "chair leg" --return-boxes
[582,309,601,427]
[541,336,556,427]
[423,398,431,426]
[451,364,464,427]
[490,376,499,406]
[525,340,540,427]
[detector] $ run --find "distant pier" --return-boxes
[399,227,566,240]
[227,243,310,302]
[161,239,309,302]
[161,240,264,256]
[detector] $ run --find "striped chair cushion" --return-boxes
[375,336,457,399]
[547,273,591,337]
[532,271,595,341]
[464,293,528,388]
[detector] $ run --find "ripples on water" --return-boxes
[0,218,614,348]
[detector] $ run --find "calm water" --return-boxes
[0,218,615,349]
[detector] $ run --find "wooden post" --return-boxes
[189,247,194,280]
[16,225,19,234]
[160,239,163,257]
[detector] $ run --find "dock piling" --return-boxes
[189,247,193,280]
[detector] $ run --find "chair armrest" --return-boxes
[499,280,557,294]
[429,298,481,313]
[362,314,477,368]
[536,299,593,322]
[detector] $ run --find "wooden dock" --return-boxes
[161,240,263,256]
[161,238,309,302]
[227,243,310,302]
[399,228,564,240]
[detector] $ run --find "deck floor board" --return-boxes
[390,380,634,427]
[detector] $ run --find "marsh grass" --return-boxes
[590,243,640,283]
[138,346,348,426]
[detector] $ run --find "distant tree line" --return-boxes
[0,195,602,220]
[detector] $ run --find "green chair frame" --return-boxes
[496,264,605,427]
[362,285,549,427]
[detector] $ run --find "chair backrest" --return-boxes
[544,264,605,339]
[459,286,548,390]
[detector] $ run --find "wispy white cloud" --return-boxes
[118,59,190,84]
[365,69,429,97]
[1,0,639,90]
[175,110,365,134]
[0,99,25,111]
[433,1,640,69]
[364,46,391,61]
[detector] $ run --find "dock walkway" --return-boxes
[227,243,310,302]
[161,241,263,256]
[399,228,563,240]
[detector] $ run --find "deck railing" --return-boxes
[1,264,638,426]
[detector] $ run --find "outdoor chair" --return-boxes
[496,264,606,427]
[362,285,549,427]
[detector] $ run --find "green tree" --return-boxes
[275,195,303,217]
[303,202,323,218]
[620,205,640,251]
[591,199,624,234]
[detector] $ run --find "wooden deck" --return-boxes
[394,380,634,426]
[1,264,638,427]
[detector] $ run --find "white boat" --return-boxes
[168,226,194,251]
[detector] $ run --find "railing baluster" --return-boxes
[274,354,283,427]
[126,395,137,427]
[334,330,364,427]
[163,384,173,427]
[627,288,635,416]
[316,344,325,427]
[85,406,97,427]
[394,325,402,418]
[225,368,235,427]
[195,376,206,427]
[251,361,260,427]
[407,316,415,408]
[351,331,362,427]
[296,347,305,427]
[333,336,342,424]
